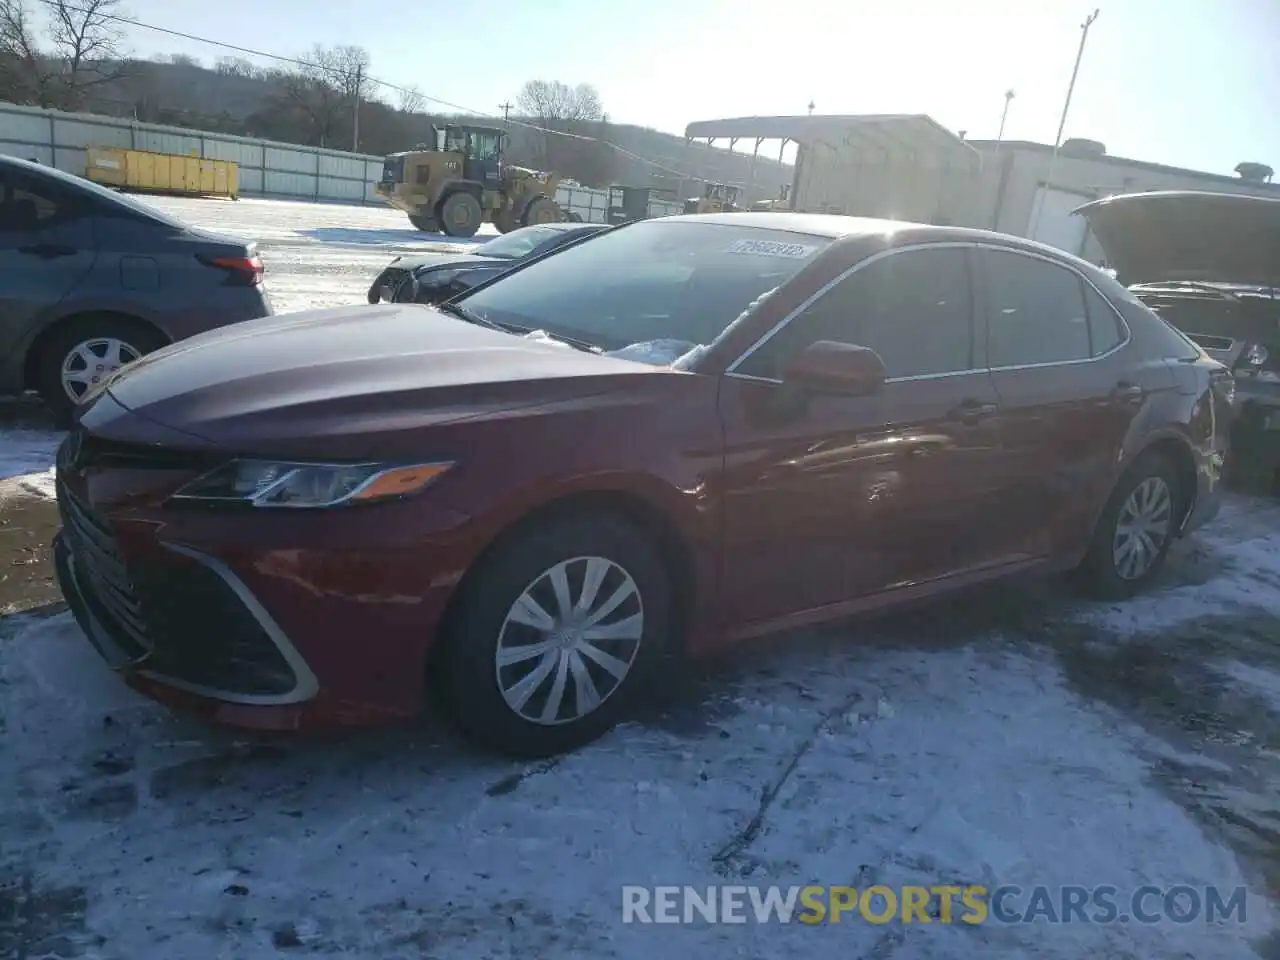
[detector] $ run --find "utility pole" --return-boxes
[1029,8,1100,237]
[995,89,1015,147]
[498,101,513,130]
[352,63,363,152]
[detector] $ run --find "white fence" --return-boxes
[0,102,687,221]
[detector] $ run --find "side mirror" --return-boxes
[781,341,886,396]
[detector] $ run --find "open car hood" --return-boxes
[1075,190,1280,288]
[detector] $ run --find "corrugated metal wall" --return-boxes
[0,102,384,205]
[0,102,691,220]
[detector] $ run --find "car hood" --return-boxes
[103,304,665,453]
[1076,190,1280,287]
[389,251,506,273]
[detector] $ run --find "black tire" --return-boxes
[34,316,166,425]
[522,196,559,227]
[409,213,439,233]
[1073,450,1183,601]
[436,512,672,758]
[492,209,517,234]
[438,192,482,238]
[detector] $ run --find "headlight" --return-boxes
[170,459,453,508]
[416,269,462,288]
[1245,343,1269,367]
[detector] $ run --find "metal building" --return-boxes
[683,113,1279,260]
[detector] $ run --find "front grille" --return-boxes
[135,561,297,696]
[57,476,299,698]
[59,427,215,471]
[58,477,151,660]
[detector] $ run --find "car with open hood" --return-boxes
[366,221,608,304]
[54,212,1229,757]
[1077,190,1280,469]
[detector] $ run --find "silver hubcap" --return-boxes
[1113,476,1173,581]
[495,556,644,726]
[61,337,140,402]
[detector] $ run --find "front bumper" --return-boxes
[53,454,473,730]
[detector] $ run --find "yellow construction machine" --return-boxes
[683,182,742,215]
[375,124,564,237]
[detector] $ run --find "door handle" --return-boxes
[1113,381,1144,402]
[947,398,998,425]
[18,243,77,259]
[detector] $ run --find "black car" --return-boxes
[1078,191,1278,474]
[0,155,271,421]
[367,221,608,305]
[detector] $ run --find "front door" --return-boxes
[974,246,1172,559]
[0,168,96,388]
[718,245,1008,629]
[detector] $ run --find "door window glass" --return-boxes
[983,249,1091,367]
[1083,283,1124,356]
[737,247,974,380]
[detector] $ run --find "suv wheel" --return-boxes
[1074,450,1182,600]
[438,512,671,758]
[35,316,166,424]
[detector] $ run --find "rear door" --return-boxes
[976,246,1170,559]
[0,167,97,388]
[720,244,1008,625]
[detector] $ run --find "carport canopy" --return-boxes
[682,114,980,168]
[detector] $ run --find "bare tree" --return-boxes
[0,0,54,105]
[215,55,260,79]
[396,83,424,114]
[46,0,129,109]
[0,0,129,110]
[274,43,369,148]
[515,79,609,180]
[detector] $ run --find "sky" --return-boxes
[97,0,1280,178]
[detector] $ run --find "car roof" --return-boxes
[664,211,1096,263]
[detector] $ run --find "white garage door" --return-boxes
[1028,186,1092,254]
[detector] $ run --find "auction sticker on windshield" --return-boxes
[725,238,818,259]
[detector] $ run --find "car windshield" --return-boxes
[475,224,570,260]
[458,220,831,364]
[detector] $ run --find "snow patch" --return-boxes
[604,339,699,366]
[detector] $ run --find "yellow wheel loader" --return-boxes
[682,182,743,215]
[374,124,564,238]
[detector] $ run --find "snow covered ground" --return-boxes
[3,196,1280,958]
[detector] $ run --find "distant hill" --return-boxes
[70,58,792,202]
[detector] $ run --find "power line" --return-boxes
[34,0,721,180]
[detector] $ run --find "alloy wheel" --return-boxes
[494,555,645,726]
[61,337,140,402]
[1112,476,1173,581]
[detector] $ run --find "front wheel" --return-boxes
[1073,451,1183,600]
[522,196,559,227]
[35,317,166,425]
[437,513,672,758]
[439,192,482,238]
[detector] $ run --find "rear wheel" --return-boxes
[408,213,439,233]
[436,512,672,758]
[35,316,167,424]
[439,192,482,238]
[493,208,517,234]
[522,196,559,227]
[1073,450,1183,600]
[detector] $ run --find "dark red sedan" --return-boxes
[54,213,1231,757]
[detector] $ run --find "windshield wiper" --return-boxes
[434,300,508,332]
[497,322,603,355]
[434,301,601,354]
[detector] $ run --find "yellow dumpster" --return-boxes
[84,147,239,200]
